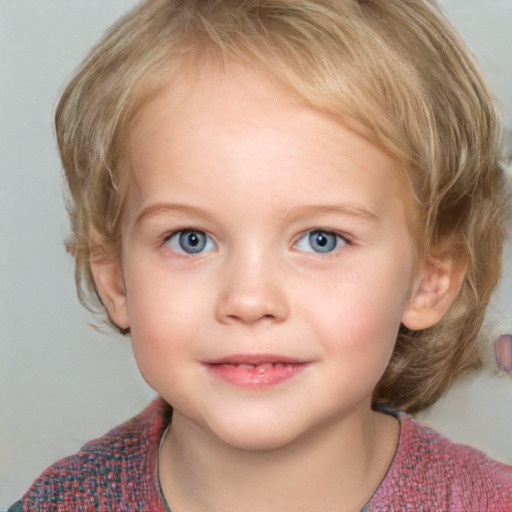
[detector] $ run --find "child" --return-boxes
[9,0,512,510]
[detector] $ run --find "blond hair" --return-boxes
[56,0,510,412]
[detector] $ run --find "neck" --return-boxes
[159,407,398,512]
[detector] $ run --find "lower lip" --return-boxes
[206,362,307,389]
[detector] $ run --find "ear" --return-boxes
[402,248,466,331]
[90,247,130,330]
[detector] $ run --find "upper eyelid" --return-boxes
[161,228,350,241]
[291,229,351,257]
[293,228,351,244]
[163,227,213,241]
[158,226,353,250]
[164,229,217,255]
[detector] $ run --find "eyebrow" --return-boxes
[134,202,382,226]
[281,204,382,224]
[134,203,209,226]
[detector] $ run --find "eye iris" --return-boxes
[179,230,206,253]
[309,231,336,253]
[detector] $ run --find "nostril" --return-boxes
[494,333,512,375]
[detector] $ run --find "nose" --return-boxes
[215,249,290,325]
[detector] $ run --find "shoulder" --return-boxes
[15,399,171,511]
[369,412,512,511]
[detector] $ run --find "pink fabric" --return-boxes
[367,411,512,510]
[18,399,512,511]
[19,399,170,511]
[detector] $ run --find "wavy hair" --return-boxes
[56,0,510,412]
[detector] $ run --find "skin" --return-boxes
[92,62,464,512]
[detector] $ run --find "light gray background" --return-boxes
[1,0,511,506]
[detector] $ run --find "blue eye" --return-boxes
[295,230,346,253]
[166,229,216,254]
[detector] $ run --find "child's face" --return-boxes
[104,64,420,450]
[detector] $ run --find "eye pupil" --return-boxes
[316,234,328,246]
[187,233,199,246]
[309,230,337,253]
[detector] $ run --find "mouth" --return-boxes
[203,355,309,389]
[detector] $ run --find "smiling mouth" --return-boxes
[204,356,308,389]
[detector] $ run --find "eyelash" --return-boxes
[162,228,351,256]
[164,229,216,255]
[293,229,350,254]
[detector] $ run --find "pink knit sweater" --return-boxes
[13,399,512,511]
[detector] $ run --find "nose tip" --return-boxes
[215,268,289,325]
[218,294,288,324]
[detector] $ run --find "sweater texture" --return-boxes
[11,399,512,511]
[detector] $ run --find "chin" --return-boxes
[205,411,309,453]
[217,427,301,453]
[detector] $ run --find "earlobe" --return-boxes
[402,250,466,331]
[90,248,130,330]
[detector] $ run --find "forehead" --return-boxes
[126,61,412,227]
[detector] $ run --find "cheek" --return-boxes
[125,257,202,326]
[123,266,197,371]
[305,263,410,358]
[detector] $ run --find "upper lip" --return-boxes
[203,354,307,366]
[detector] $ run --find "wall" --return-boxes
[1,0,511,506]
